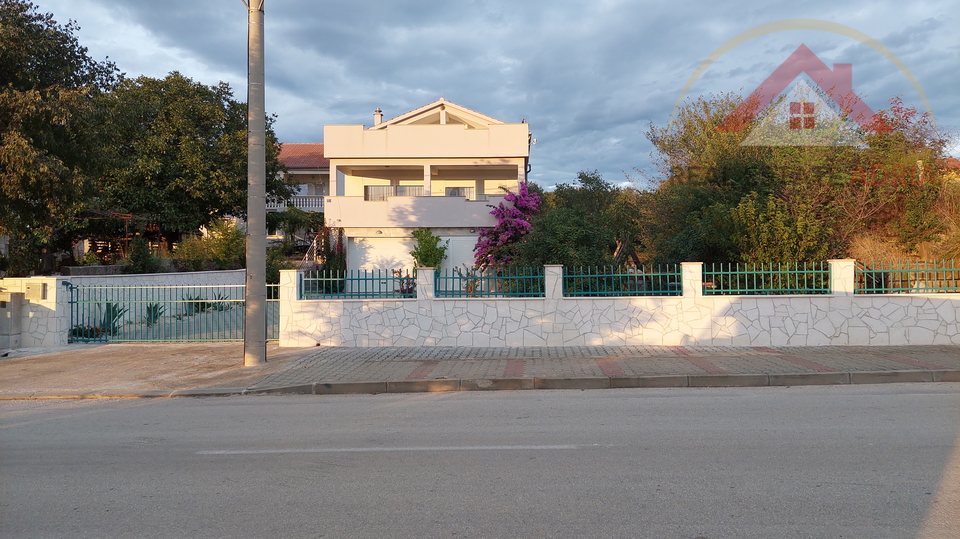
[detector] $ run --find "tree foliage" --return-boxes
[640,92,954,263]
[410,227,449,269]
[96,73,291,240]
[0,0,118,272]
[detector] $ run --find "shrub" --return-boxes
[410,227,448,269]
[173,219,246,271]
[122,236,163,274]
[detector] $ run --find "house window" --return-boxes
[789,102,815,129]
[445,187,475,199]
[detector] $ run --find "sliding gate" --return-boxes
[64,282,279,343]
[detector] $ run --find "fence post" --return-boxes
[417,268,435,301]
[681,262,703,298]
[828,259,856,296]
[278,269,297,346]
[544,265,562,300]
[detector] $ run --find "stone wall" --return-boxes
[0,270,244,348]
[278,262,960,347]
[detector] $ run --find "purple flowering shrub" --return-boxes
[473,182,541,269]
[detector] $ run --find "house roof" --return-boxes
[278,143,328,170]
[369,98,505,131]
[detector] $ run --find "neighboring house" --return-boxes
[319,98,532,272]
[270,143,329,214]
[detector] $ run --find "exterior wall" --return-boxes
[0,277,68,347]
[346,236,479,273]
[279,264,960,348]
[1,270,244,348]
[326,195,506,229]
[325,124,530,159]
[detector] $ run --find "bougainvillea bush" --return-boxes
[473,182,541,269]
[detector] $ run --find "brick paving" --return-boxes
[249,345,960,389]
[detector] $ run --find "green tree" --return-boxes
[410,227,448,269]
[96,72,292,244]
[516,207,616,267]
[642,92,954,263]
[0,0,118,274]
[521,171,640,267]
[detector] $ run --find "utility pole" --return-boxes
[243,0,266,366]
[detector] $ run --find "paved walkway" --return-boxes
[1,343,958,399]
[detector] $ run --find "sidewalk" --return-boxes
[1,343,959,399]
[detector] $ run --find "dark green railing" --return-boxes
[64,282,278,343]
[435,267,545,298]
[855,260,960,294]
[563,265,681,297]
[702,262,830,295]
[299,269,417,299]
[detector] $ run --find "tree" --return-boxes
[95,72,292,245]
[0,0,118,274]
[410,227,449,269]
[642,92,955,263]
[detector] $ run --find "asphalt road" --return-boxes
[2,384,959,539]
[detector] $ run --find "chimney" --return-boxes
[373,108,383,125]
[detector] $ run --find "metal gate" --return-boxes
[64,282,279,343]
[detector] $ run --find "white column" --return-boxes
[544,265,562,300]
[417,268,435,300]
[828,259,856,296]
[681,262,703,298]
[328,165,338,197]
[278,269,297,347]
[423,165,433,197]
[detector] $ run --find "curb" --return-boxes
[2,369,958,400]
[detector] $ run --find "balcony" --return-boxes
[266,195,325,213]
[324,194,506,229]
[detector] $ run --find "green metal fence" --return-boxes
[855,260,960,293]
[65,282,279,343]
[299,269,417,299]
[702,262,831,295]
[563,265,681,297]
[435,267,545,298]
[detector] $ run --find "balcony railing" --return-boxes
[364,185,425,201]
[266,195,325,212]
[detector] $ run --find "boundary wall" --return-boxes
[278,261,960,347]
[0,270,244,347]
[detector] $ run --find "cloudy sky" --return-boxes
[34,0,960,189]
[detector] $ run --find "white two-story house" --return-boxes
[318,98,531,272]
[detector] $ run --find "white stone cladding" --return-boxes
[278,264,960,348]
[1,270,244,347]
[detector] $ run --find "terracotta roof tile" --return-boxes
[278,143,328,169]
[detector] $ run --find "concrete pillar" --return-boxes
[681,262,703,298]
[828,259,856,296]
[277,269,297,347]
[329,165,338,197]
[544,265,563,300]
[423,165,433,197]
[244,0,267,366]
[417,267,435,300]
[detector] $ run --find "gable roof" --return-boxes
[368,98,505,131]
[278,143,328,170]
[718,44,879,132]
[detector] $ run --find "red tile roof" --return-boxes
[278,143,328,169]
[944,157,960,170]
